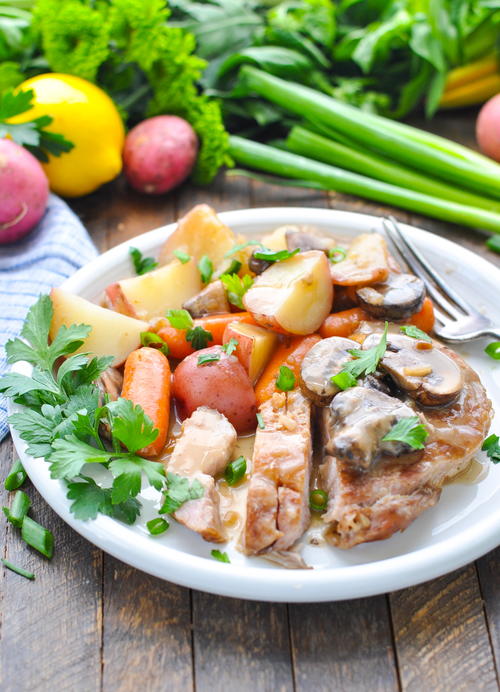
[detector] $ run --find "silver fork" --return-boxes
[381,216,500,343]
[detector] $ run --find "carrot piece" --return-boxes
[255,334,321,406]
[121,347,171,457]
[319,307,370,339]
[408,297,435,333]
[157,312,256,360]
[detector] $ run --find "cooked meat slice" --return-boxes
[320,345,492,548]
[243,390,312,554]
[182,279,230,317]
[299,336,358,405]
[330,233,390,286]
[97,366,123,402]
[329,386,419,469]
[364,332,463,406]
[356,273,425,319]
[166,407,237,542]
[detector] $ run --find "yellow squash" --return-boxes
[11,73,125,197]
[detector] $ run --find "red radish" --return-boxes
[123,115,198,194]
[0,139,49,244]
[476,93,500,162]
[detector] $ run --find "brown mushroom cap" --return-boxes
[285,227,336,254]
[363,332,463,406]
[299,336,358,405]
[356,273,426,320]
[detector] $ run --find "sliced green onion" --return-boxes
[256,412,265,429]
[309,489,328,512]
[211,549,230,563]
[485,342,500,360]
[21,516,53,558]
[3,490,31,528]
[224,456,247,486]
[173,249,191,264]
[1,558,35,580]
[226,259,242,275]
[331,371,357,390]
[328,247,346,263]
[253,247,300,262]
[486,235,500,254]
[140,331,169,356]
[198,255,213,284]
[4,459,27,491]
[147,517,169,535]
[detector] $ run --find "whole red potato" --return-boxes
[123,115,198,194]
[173,346,258,434]
[476,93,500,162]
[0,138,49,244]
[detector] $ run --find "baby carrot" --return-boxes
[121,347,171,457]
[319,307,370,339]
[255,334,321,406]
[157,312,256,360]
[408,297,435,333]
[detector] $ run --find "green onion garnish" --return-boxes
[4,459,27,491]
[198,255,213,284]
[328,247,346,263]
[309,489,328,512]
[485,342,500,360]
[147,517,169,535]
[3,490,31,528]
[140,331,169,356]
[1,558,35,580]
[173,249,191,264]
[211,549,230,563]
[21,516,54,558]
[224,456,247,486]
[256,413,265,429]
[331,371,358,390]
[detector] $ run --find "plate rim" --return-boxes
[9,206,500,602]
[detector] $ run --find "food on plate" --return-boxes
[49,287,148,366]
[476,93,500,163]
[4,207,496,569]
[0,138,49,244]
[123,115,199,194]
[243,251,333,334]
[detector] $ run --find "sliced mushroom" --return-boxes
[356,273,425,320]
[330,233,390,286]
[299,336,359,405]
[285,228,336,254]
[363,332,463,406]
[248,251,272,275]
[328,386,419,469]
[182,280,230,318]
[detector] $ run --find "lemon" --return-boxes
[12,73,125,197]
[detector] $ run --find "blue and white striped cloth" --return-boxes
[0,194,98,440]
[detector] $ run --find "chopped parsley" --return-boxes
[482,434,500,463]
[225,259,242,275]
[211,549,230,563]
[140,331,169,356]
[275,365,295,392]
[160,473,205,514]
[382,416,429,450]
[197,353,220,366]
[186,326,213,351]
[485,342,500,360]
[166,309,193,330]
[220,273,253,310]
[198,255,213,284]
[173,249,191,264]
[400,325,432,343]
[221,338,239,356]
[333,322,388,382]
[129,247,158,275]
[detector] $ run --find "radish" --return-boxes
[0,139,49,244]
[476,93,500,163]
[123,115,198,195]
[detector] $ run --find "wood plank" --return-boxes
[0,437,103,692]
[476,549,500,675]
[289,598,399,692]
[390,565,498,692]
[101,556,194,692]
[193,592,294,692]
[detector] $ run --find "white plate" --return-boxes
[9,208,500,602]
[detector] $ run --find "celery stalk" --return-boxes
[228,136,500,234]
[240,67,500,200]
[286,126,500,214]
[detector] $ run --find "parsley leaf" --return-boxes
[66,477,141,524]
[106,398,158,454]
[211,549,230,563]
[338,322,388,381]
[331,371,358,391]
[220,273,253,310]
[140,331,169,356]
[160,473,204,514]
[482,434,500,463]
[275,365,295,392]
[382,416,429,450]
[166,309,193,330]
[186,326,213,351]
[198,255,213,284]
[485,342,500,360]
[129,247,158,275]
[173,249,191,264]
[47,436,112,479]
[198,353,220,366]
[400,325,432,343]
[221,338,238,356]
[253,248,300,262]
[109,457,165,504]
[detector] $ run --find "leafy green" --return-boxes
[275,365,295,392]
[129,247,158,275]
[224,239,263,258]
[220,273,253,309]
[106,398,158,453]
[211,549,230,563]
[160,472,204,514]
[221,338,238,356]
[482,434,500,464]
[186,325,213,350]
[66,477,141,523]
[166,309,193,330]
[335,322,388,381]
[400,325,432,343]
[197,352,220,366]
[147,517,169,535]
[382,416,429,450]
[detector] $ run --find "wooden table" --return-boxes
[1,110,500,692]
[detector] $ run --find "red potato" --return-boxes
[123,115,198,194]
[172,346,258,433]
[476,93,500,162]
[0,139,49,244]
[223,321,278,383]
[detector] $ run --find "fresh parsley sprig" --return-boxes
[482,434,500,463]
[331,322,388,389]
[382,416,429,450]
[129,247,158,275]
[220,273,253,310]
[400,325,432,343]
[165,309,212,350]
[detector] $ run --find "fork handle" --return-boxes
[483,329,500,341]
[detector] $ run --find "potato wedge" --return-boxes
[50,288,148,367]
[159,204,237,269]
[111,258,202,320]
[223,321,278,383]
[330,233,389,286]
[243,251,333,335]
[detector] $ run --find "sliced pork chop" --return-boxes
[320,346,492,548]
[166,406,237,543]
[244,390,312,554]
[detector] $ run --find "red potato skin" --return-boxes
[123,115,199,194]
[172,346,258,434]
[476,93,500,162]
[0,139,49,244]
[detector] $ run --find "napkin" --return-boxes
[0,194,98,441]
